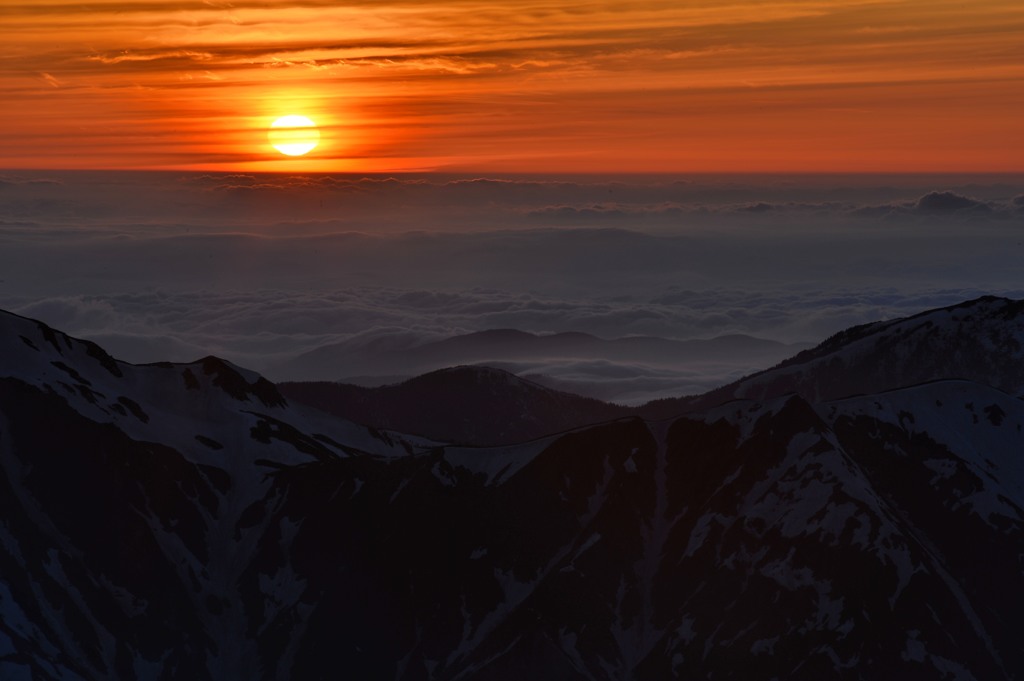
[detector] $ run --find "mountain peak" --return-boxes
[196,355,286,408]
[401,364,536,388]
[280,364,629,446]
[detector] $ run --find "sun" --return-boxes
[268,115,320,156]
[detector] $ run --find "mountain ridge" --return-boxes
[641,294,1024,417]
[281,295,1024,445]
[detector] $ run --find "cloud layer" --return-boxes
[2,171,1022,403]
[5,1,1024,171]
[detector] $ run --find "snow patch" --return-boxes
[750,636,778,655]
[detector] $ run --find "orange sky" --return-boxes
[3,0,1023,172]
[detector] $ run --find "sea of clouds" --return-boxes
[2,171,1022,403]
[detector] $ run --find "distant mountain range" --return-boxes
[280,296,1024,444]
[279,327,807,377]
[271,327,811,404]
[280,366,631,446]
[2,297,1023,679]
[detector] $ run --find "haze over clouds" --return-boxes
[1,171,1022,402]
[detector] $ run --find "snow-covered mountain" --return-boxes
[666,295,1024,412]
[0,309,430,680]
[2,301,1023,679]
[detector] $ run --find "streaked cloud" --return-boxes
[3,0,1022,170]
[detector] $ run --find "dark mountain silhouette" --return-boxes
[280,365,630,446]
[2,300,1023,679]
[273,326,809,385]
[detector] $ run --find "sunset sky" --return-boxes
[3,0,1024,172]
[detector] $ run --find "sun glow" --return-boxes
[269,115,320,156]
[6,1,1023,171]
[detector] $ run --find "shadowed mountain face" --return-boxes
[2,300,1024,680]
